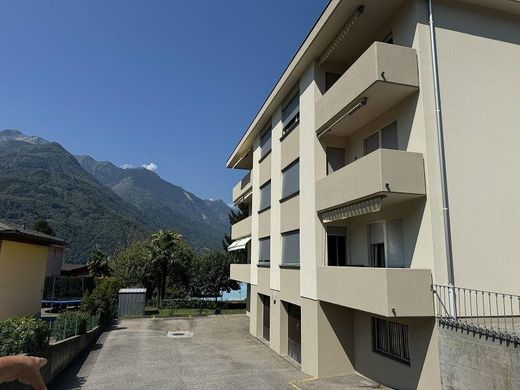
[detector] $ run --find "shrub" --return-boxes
[82,277,120,325]
[51,311,91,341]
[0,317,49,356]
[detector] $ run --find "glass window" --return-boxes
[282,92,300,134]
[372,317,410,365]
[259,181,271,211]
[259,237,270,264]
[327,226,347,266]
[369,219,404,267]
[326,147,345,174]
[364,121,398,156]
[282,230,300,265]
[260,125,272,159]
[281,160,299,200]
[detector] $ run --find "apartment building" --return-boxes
[226,1,520,388]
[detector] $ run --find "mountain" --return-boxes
[0,129,231,262]
[0,138,150,262]
[75,155,230,251]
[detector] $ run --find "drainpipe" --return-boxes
[427,0,457,319]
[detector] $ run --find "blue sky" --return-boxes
[0,0,327,202]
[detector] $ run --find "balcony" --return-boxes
[316,42,419,137]
[232,172,252,204]
[231,215,252,240]
[230,264,250,284]
[316,149,425,213]
[317,266,433,317]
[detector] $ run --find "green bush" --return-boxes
[51,311,91,341]
[82,277,120,325]
[0,317,49,356]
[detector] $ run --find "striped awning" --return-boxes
[227,236,251,252]
[320,196,384,223]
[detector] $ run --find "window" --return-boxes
[260,124,272,159]
[259,181,271,212]
[327,226,347,266]
[325,72,341,91]
[281,160,299,200]
[382,32,394,44]
[282,230,300,265]
[364,122,398,156]
[259,237,270,265]
[369,219,405,268]
[326,147,346,174]
[372,317,410,365]
[282,91,300,135]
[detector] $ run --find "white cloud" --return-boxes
[142,162,158,172]
[120,163,134,169]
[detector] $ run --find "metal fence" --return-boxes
[433,284,520,343]
[46,312,101,343]
[43,276,95,299]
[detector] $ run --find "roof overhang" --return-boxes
[0,231,66,247]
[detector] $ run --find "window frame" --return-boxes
[258,236,271,265]
[281,229,300,267]
[363,121,398,156]
[280,159,300,202]
[368,219,405,268]
[371,317,410,365]
[281,90,300,137]
[259,123,272,161]
[258,180,272,213]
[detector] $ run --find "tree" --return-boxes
[148,230,192,304]
[32,218,56,236]
[190,250,240,304]
[87,249,112,277]
[112,239,155,298]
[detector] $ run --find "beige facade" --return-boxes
[226,1,520,388]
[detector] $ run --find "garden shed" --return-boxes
[118,288,146,317]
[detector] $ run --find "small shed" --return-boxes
[118,288,147,317]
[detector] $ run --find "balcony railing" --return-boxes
[433,284,520,343]
[231,215,252,240]
[230,264,251,284]
[232,172,252,204]
[316,149,426,213]
[317,266,433,317]
[316,42,419,137]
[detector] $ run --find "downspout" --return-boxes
[427,0,457,318]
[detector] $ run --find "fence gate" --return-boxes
[118,288,147,317]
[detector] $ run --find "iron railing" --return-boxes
[433,284,520,343]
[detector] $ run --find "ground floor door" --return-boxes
[287,303,301,363]
[261,294,270,341]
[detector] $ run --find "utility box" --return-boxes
[118,288,146,317]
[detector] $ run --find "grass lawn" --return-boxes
[144,307,246,318]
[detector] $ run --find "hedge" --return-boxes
[0,317,48,356]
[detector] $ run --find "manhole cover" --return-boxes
[167,330,193,339]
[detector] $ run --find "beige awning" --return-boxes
[227,236,251,252]
[320,196,384,223]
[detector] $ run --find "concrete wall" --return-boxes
[0,240,48,320]
[438,325,520,390]
[431,0,520,294]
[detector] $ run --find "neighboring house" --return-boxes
[226,1,520,389]
[61,263,89,277]
[0,220,66,320]
[45,245,65,277]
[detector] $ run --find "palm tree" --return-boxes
[148,230,185,305]
[87,249,111,277]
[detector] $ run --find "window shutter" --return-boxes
[381,122,398,150]
[260,182,271,211]
[386,218,405,267]
[282,161,299,199]
[282,230,300,265]
[259,237,271,263]
[369,222,385,244]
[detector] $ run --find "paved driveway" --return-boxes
[50,315,385,390]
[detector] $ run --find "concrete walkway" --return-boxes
[50,315,386,390]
